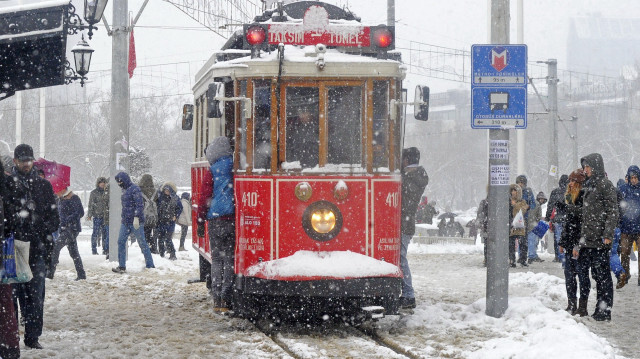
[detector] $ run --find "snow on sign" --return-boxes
[268,5,371,47]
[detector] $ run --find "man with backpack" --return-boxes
[139,174,158,254]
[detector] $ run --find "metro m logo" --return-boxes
[491,47,508,72]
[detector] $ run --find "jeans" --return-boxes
[179,225,189,248]
[208,218,235,302]
[49,228,86,279]
[12,256,46,344]
[91,217,109,254]
[554,223,565,262]
[610,228,624,278]
[117,223,155,269]
[564,255,590,301]
[527,231,541,259]
[400,234,414,298]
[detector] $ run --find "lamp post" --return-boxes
[67,0,110,39]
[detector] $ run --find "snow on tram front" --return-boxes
[182,1,430,322]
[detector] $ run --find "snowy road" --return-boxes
[16,235,635,358]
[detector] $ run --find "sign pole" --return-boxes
[486,0,510,318]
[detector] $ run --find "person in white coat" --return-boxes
[176,192,192,251]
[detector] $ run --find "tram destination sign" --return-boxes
[471,44,528,129]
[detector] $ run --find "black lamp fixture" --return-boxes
[65,35,94,87]
[66,0,109,40]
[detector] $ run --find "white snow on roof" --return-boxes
[245,250,401,279]
[0,0,69,15]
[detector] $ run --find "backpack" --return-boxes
[142,193,158,227]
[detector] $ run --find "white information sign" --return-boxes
[489,140,509,160]
[490,165,510,185]
[549,165,558,177]
[116,152,127,171]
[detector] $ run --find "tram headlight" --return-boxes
[246,26,266,46]
[302,201,343,242]
[310,209,336,233]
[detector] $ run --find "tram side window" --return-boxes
[328,86,362,165]
[373,81,389,169]
[237,80,247,170]
[286,87,319,168]
[254,80,271,171]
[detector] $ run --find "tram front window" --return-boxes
[328,86,362,165]
[286,87,319,168]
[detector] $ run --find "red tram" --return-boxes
[183,1,429,321]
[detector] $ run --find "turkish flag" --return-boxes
[128,27,136,78]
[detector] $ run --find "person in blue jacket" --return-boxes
[204,136,235,312]
[112,172,155,273]
[47,188,86,280]
[616,165,640,288]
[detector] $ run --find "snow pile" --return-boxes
[410,242,483,255]
[245,250,401,279]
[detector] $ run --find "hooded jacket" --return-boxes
[156,181,182,231]
[579,153,619,248]
[139,174,157,200]
[177,192,192,226]
[401,165,429,235]
[546,175,570,223]
[205,137,234,219]
[87,177,109,219]
[59,191,85,233]
[617,165,640,234]
[115,172,145,225]
[509,184,528,237]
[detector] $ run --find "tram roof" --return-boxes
[193,46,405,94]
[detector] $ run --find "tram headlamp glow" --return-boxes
[246,26,266,46]
[310,209,336,234]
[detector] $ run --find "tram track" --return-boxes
[253,318,421,359]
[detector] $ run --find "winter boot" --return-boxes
[592,307,611,321]
[616,272,628,289]
[179,246,187,251]
[169,253,177,261]
[576,298,588,317]
[565,298,577,315]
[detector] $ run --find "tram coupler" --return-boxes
[361,306,385,320]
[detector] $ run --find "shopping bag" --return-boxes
[1,234,17,281]
[1,236,32,284]
[532,220,550,237]
[511,209,525,229]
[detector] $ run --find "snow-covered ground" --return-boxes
[17,233,638,358]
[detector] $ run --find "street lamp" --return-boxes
[67,0,110,40]
[65,36,94,87]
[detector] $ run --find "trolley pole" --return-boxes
[486,0,510,318]
[546,59,558,194]
[387,0,395,27]
[108,0,130,262]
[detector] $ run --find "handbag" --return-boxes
[511,209,525,229]
[1,235,33,284]
[532,220,550,237]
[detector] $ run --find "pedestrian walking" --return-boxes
[5,144,59,349]
[400,147,429,309]
[557,169,590,316]
[547,175,570,263]
[176,192,192,251]
[86,177,109,255]
[615,165,640,288]
[0,160,20,359]
[527,192,547,263]
[47,188,86,280]
[203,137,236,312]
[156,182,182,260]
[139,174,159,254]
[509,183,529,267]
[111,172,155,273]
[578,153,618,321]
[477,196,489,266]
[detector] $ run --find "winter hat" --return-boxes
[205,136,232,165]
[536,191,547,201]
[96,177,108,186]
[14,144,34,161]
[568,169,586,184]
[515,175,527,186]
[402,147,420,165]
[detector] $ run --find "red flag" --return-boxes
[128,27,136,78]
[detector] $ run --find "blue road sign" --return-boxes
[471,44,527,129]
[471,87,527,129]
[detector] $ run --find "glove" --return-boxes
[133,218,140,229]
[197,223,205,238]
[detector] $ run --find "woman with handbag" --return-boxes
[509,183,529,268]
[0,160,21,358]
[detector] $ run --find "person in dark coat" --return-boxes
[5,144,59,350]
[615,165,640,289]
[400,147,429,309]
[47,188,86,280]
[0,160,20,359]
[139,174,159,254]
[112,172,155,273]
[546,174,570,262]
[557,169,590,316]
[156,182,182,260]
[579,153,618,321]
[86,177,109,255]
[204,137,235,312]
[176,192,192,251]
